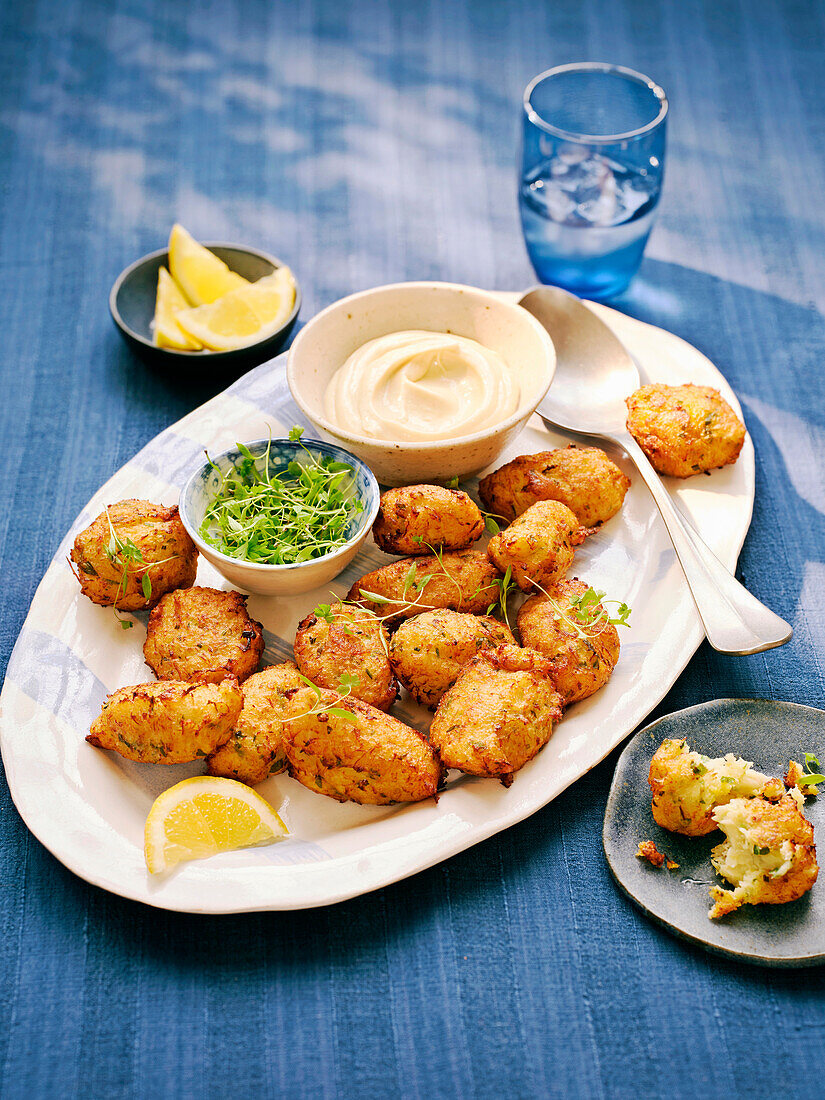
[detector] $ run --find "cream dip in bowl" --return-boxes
[287,282,556,485]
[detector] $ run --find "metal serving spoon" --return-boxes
[518,285,792,655]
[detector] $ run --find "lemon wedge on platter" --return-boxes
[176,266,296,351]
[168,223,249,306]
[144,776,287,874]
[153,266,204,350]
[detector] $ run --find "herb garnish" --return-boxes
[103,507,175,629]
[199,428,364,566]
[801,753,825,786]
[485,573,632,638]
[294,671,361,723]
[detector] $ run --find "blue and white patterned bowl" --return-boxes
[179,437,380,596]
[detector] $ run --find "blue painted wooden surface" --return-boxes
[1,1,824,1096]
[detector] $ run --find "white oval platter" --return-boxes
[0,302,755,913]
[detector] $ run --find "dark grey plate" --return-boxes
[603,698,825,967]
[109,242,301,375]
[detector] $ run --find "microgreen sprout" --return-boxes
[294,671,361,723]
[102,507,177,629]
[801,753,825,787]
[199,428,364,566]
[486,565,517,629]
[529,580,632,640]
[439,475,504,534]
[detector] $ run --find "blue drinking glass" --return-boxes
[520,63,668,299]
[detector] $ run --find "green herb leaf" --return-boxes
[141,573,152,601]
[753,845,770,855]
[288,425,304,442]
[800,753,825,785]
[485,515,500,536]
[324,707,358,723]
[297,673,322,699]
[446,476,460,488]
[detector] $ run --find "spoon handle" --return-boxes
[614,431,792,655]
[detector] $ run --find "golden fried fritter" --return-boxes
[429,644,564,784]
[516,580,620,704]
[709,793,818,919]
[347,550,501,623]
[87,678,242,764]
[389,610,515,709]
[373,484,484,555]
[625,383,746,478]
[206,662,318,785]
[647,738,767,836]
[486,500,588,592]
[144,587,264,684]
[284,692,444,804]
[293,602,397,712]
[70,499,198,610]
[479,446,630,527]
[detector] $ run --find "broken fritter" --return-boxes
[709,792,818,919]
[647,738,768,837]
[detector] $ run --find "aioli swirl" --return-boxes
[324,330,520,442]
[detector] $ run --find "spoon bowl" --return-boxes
[519,285,639,433]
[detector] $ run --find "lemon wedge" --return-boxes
[153,266,204,350]
[144,776,287,874]
[168,223,249,306]
[176,266,296,351]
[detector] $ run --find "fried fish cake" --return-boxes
[284,693,444,804]
[389,610,515,709]
[709,793,818,919]
[625,383,746,478]
[347,550,501,623]
[373,484,484,555]
[647,738,767,837]
[516,579,620,704]
[206,662,318,785]
[144,586,264,684]
[486,500,588,592]
[70,499,198,610]
[87,678,242,764]
[293,602,397,711]
[429,644,564,784]
[479,446,630,527]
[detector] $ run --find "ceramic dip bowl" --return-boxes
[286,281,556,485]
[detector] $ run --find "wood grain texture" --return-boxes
[0,0,824,1096]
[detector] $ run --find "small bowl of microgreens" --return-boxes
[180,428,380,596]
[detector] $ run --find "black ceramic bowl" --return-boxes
[109,243,301,374]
